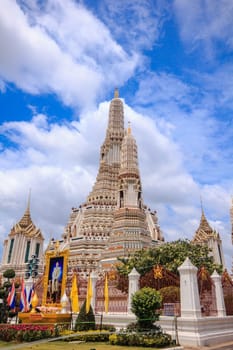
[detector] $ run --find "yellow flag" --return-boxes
[70,274,79,313]
[104,273,109,313]
[86,275,93,314]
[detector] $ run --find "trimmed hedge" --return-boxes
[109,331,173,348]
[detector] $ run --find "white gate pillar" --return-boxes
[90,270,98,312]
[128,267,140,313]
[178,257,201,318]
[211,270,226,317]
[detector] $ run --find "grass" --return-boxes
[0,341,165,350]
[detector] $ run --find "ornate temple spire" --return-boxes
[118,123,141,208]
[18,190,32,228]
[105,88,124,143]
[1,192,44,278]
[63,90,164,272]
[106,123,154,258]
[192,203,225,267]
[193,206,214,243]
[86,89,125,205]
[10,191,43,238]
[120,124,139,171]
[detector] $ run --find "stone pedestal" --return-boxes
[91,270,98,312]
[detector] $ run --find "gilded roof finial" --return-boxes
[114,88,119,98]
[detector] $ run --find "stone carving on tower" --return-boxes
[192,206,225,268]
[0,194,44,278]
[104,123,163,259]
[60,90,163,276]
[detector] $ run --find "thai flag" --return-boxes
[20,279,28,312]
[7,282,15,310]
[27,284,35,309]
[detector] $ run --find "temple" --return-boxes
[192,206,225,267]
[55,89,164,276]
[0,194,44,276]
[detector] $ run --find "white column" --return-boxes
[178,257,201,318]
[128,267,140,313]
[90,270,98,313]
[211,270,226,317]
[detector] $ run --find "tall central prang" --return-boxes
[56,89,163,276]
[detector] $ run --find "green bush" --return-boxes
[75,300,96,331]
[109,331,172,348]
[159,286,180,304]
[131,287,162,329]
[3,269,15,280]
[96,323,116,332]
[126,321,162,333]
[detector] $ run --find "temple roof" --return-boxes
[193,209,218,243]
[9,196,44,239]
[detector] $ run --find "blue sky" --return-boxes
[0,0,233,270]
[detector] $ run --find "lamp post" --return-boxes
[25,255,40,280]
[25,255,40,310]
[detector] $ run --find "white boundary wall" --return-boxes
[159,316,233,347]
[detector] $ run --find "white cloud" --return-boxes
[134,71,195,107]
[134,70,233,186]
[97,0,169,51]
[0,0,139,108]
[174,0,233,58]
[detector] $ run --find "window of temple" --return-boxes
[35,242,40,257]
[24,240,31,263]
[7,238,14,263]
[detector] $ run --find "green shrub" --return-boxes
[159,286,180,304]
[109,331,172,348]
[126,321,162,334]
[3,269,15,280]
[96,323,116,332]
[131,287,162,329]
[75,300,96,331]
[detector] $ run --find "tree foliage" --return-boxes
[159,286,180,304]
[3,269,15,280]
[117,239,222,276]
[131,287,162,329]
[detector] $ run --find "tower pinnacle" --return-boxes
[114,88,119,98]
